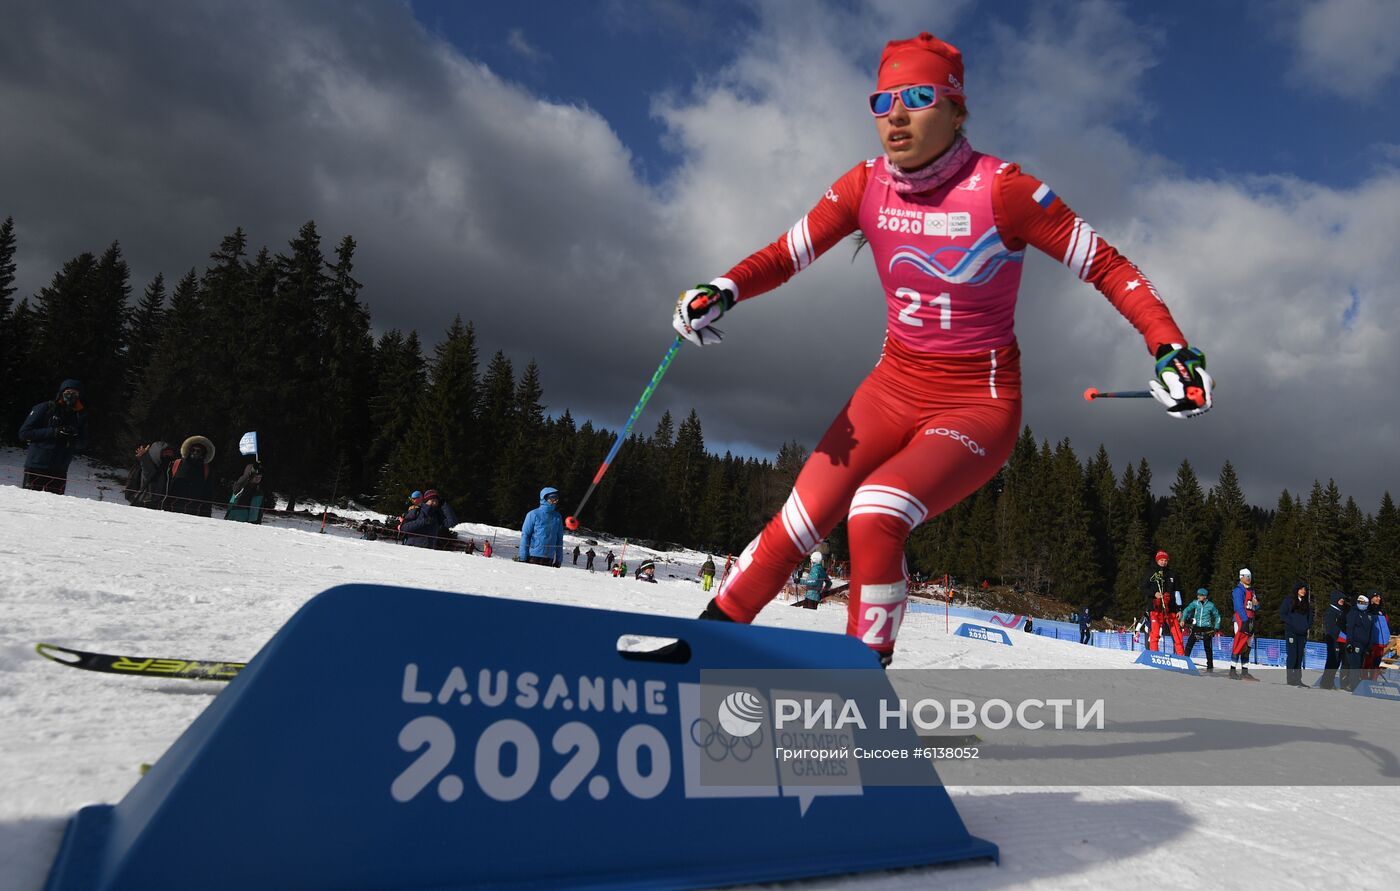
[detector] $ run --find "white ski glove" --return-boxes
[1149,344,1213,419]
[672,282,736,347]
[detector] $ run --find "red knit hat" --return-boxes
[877,32,965,102]
[1155,550,1169,562]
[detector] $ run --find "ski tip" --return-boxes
[35,643,80,665]
[565,516,580,531]
[1083,387,1099,401]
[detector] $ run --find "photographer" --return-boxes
[17,379,89,495]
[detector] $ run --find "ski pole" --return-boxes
[1082,387,1153,401]
[565,335,684,531]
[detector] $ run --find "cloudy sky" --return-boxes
[3,0,1398,510]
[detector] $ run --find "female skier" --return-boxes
[672,32,1213,666]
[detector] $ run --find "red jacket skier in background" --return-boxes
[1141,550,1185,655]
[672,32,1214,665]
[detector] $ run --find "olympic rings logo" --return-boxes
[689,718,764,762]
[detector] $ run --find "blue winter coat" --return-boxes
[1374,611,1391,645]
[1278,586,1312,637]
[1231,583,1256,618]
[401,502,457,548]
[18,379,89,472]
[520,498,564,563]
[1343,606,1375,650]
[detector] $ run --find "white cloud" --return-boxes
[1291,0,1400,98]
[505,27,548,63]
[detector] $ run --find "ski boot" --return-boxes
[1240,668,1259,682]
[1228,666,1238,679]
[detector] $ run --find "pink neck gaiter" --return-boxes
[884,135,973,195]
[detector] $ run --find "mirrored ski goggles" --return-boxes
[868,84,963,117]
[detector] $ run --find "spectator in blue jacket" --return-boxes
[17,379,89,494]
[401,489,458,549]
[1229,569,1260,681]
[1181,588,1222,673]
[520,486,564,567]
[1339,594,1375,692]
[1278,581,1312,688]
[1319,592,1350,690]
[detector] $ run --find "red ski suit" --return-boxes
[712,151,1187,657]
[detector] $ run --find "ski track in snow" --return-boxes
[0,453,1390,890]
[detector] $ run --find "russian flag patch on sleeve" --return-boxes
[1033,183,1057,208]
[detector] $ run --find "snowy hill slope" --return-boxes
[0,470,1392,890]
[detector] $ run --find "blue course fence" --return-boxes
[905,599,1329,667]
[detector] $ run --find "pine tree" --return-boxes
[1302,480,1343,596]
[486,357,547,527]
[973,476,1003,583]
[1158,460,1208,593]
[997,427,1048,593]
[1337,496,1367,595]
[479,351,519,524]
[1254,491,1303,637]
[31,244,131,457]
[321,235,375,497]
[1114,462,1151,621]
[367,330,425,505]
[397,317,479,512]
[1045,439,1099,601]
[671,410,707,540]
[129,269,204,443]
[1085,444,1120,613]
[0,217,24,440]
[127,274,166,395]
[4,299,44,444]
[270,222,330,506]
[0,216,15,316]
[1363,492,1400,594]
[1207,461,1253,602]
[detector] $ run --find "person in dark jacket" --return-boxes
[1319,592,1350,690]
[1339,593,1375,691]
[606,550,616,571]
[520,486,565,566]
[1141,550,1185,655]
[572,544,581,565]
[401,489,459,548]
[635,559,658,583]
[1077,604,1093,644]
[585,548,596,571]
[1278,581,1312,687]
[1181,588,1222,672]
[17,379,89,494]
[165,436,217,516]
[124,441,177,509]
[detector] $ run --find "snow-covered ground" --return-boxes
[0,453,1392,890]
